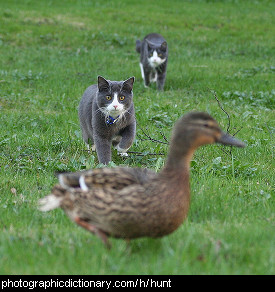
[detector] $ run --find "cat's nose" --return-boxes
[113,105,118,109]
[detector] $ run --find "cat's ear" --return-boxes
[161,41,167,51]
[97,76,110,92]
[122,77,135,93]
[145,39,153,49]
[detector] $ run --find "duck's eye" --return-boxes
[106,96,112,101]
[119,96,125,101]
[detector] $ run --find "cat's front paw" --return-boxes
[116,145,129,157]
[118,152,128,157]
[86,144,96,153]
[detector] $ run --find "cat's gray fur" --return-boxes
[78,76,136,164]
[136,33,168,91]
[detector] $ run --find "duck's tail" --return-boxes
[38,185,65,212]
[38,194,62,212]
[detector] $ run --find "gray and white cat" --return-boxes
[78,76,136,165]
[136,33,168,91]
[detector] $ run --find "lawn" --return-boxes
[0,0,274,275]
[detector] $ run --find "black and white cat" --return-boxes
[136,33,168,91]
[78,76,136,164]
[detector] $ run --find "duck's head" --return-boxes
[171,112,245,156]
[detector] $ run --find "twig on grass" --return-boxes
[210,89,244,156]
[211,90,231,133]
[127,151,165,156]
[126,121,169,158]
[136,121,169,145]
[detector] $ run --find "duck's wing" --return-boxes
[38,182,149,247]
[57,167,156,191]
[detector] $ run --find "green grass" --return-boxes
[0,0,274,275]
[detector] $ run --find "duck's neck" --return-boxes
[157,135,195,230]
[162,136,196,174]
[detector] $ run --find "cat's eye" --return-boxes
[106,96,112,100]
[158,53,163,57]
[119,96,125,101]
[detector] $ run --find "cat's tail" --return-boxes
[136,40,141,53]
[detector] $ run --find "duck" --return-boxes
[39,112,245,248]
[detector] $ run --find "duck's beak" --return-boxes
[217,132,246,148]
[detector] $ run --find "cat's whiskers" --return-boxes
[95,107,113,125]
[95,107,107,116]
[121,110,130,122]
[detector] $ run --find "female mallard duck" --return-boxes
[39,112,245,248]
